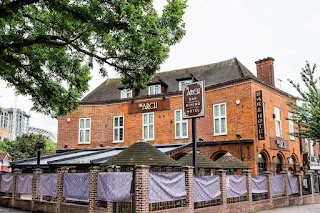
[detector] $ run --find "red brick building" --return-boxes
[57,57,301,175]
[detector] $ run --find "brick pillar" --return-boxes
[216,169,228,213]
[305,171,315,202]
[280,171,289,206]
[31,168,42,211]
[89,166,100,213]
[11,168,21,208]
[106,166,113,213]
[295,173,303,205]
[135,165,150,213]
[184,166,194,213]
[56,167,69,213]
[263,171,273,204]
[243,170,253,205]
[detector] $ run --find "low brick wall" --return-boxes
[252,199,272,212]
[33,201,56,213]
[194,205,225,213]
[152,207,189,213]
[14,198,32,211]
[0,196,11,208]
[272,197,289,209]
[228,201,253,213]
[60,203,89,213]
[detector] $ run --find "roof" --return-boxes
[0,153,9,161]
[215,152,250,169]
[11,143,189,168]
[177,152,221,169]
[103,142,181,167]
[81,58,257,104]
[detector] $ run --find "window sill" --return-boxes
[112,141,124,144]
[213,133,227,136]
[175,137,189,140]
[78,142,90,144]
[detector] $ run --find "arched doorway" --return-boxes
[258,153,267,174]
[211,150,227,161]
[275,154,283,174]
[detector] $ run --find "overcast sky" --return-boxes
[1,0,320,135]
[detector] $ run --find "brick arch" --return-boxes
[291,153,299,164]
[258,149,271,163]
[171,152,187,160]
[276,151,286,163]
[210,150,227,161]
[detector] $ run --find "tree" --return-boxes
[2,134,56,160]
[0,0,187,117]
[288,61,320,143]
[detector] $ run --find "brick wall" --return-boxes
[57,79,302,175]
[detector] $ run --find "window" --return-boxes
[120,89,132,99]
[113,116,124,142]
[175,110,188,138]
[178,80,193,91]
[274,107,282,137]
[148,85,161,95]
[213,103,227,135]
[288,112,295,140]
[79,118,91,144]
[142,112,154,140]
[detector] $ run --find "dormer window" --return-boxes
[148,85,161,95]
[179,80,193,91]
[120,89,132,99]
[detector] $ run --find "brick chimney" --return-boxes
[255,57,275,87]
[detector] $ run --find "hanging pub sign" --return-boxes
[256,90,265,140]
[183,81,205,119]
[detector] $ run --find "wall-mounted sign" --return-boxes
[128,98,169,114]
[183,81,205,119]
[270,137,289,151]
[256,90,265,140]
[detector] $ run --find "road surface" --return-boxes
[257,204,320,212]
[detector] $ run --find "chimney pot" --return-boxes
[255,57,275,87]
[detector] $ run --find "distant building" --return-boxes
[0,108,30,140]
[0,127,12,141]
[28,127,57,143]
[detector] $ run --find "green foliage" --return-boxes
[288,61,320,142]
[0,0,187,117]
[1,134,57,160]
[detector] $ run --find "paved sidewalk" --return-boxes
[0,207,29,212]
[257,204,320,212]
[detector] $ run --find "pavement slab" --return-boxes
[256,204,320,213]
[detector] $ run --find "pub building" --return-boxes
[57,57,302,175]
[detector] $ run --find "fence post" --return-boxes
[243,170,253,209]
[184,166,194,213]
[135,165,150,213]
[280,171,289,206]
[263,171,273,205]
[55,167,69,213]
[294,173,303,205]
[11,168,21,208]
[89,166,100,213]
[216,169,227,212]
[31,168,42,211]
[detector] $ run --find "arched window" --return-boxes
[258,153,267,174]
[275,154,283,174]
[211,150,227,161]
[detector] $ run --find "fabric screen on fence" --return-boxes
[288,176,299,195]
[194,175,221,202]
[226,175,247,198]
[17,174,33,195]
[63,173,89,200]
[38,174,57,197]
[0,174,12,193]
[97,172,132,202]
[252,176,268,194]
[271,175,284,196]
[149,172,186,203]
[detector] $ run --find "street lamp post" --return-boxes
[35,141,45,168]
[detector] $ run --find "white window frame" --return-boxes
[148,85,161,95]
[142,112,154,140]
[113,116,124,143]
[175,109,188,139]
[178,80,193,91]
[120,89,132,99]
[79,118,91,144]
[213,103,227,135]
[274,107,282,137]
[288,112,295,140]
